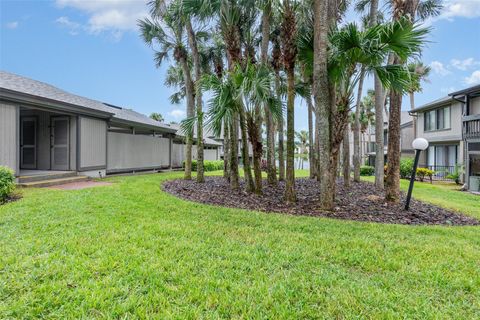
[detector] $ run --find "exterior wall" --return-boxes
[416,101,463,143]
[79,117,107,170]
[172,143,185,168]
[471,96,480,115]
[106,132,170,172]
[204,148,219,161]
[400,124,415,158]
[0,102,19,174]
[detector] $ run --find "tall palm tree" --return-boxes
[270,23,285,181]
[407,61,430,137]
[308,15,428,209]
[260,0,277,187]
[281,0,298,202]
[139,9,195,180]
[385,0,441,202]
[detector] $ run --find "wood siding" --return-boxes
[107,132,170,172]
[0,102,18,174]
[79,117,107,169]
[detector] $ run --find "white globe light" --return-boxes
[412,138,429,151]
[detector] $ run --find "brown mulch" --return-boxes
[163,177,479,226]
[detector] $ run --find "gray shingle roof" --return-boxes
[0,70,174,132]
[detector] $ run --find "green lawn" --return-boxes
[1,171,479,319]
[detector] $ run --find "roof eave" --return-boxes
[411,99,453,113]
[449,84,480,97]
[0,88,114,118]
[110,117,176,133]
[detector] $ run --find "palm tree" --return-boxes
[260,0,277,187]
[281,0,298,202]
[295,130,309,155]
[149,112,164,122]
[308,13,428,209]
[270,23,285,181]
[139,8,195,180]
[385,0,441,202]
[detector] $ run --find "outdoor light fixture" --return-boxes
[405,138,429,210]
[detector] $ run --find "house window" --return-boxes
[424,107,451,131]
[426,144,458,168]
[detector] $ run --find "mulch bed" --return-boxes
[163,177,479,226]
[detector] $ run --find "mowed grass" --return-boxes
[0,171,479,319]
[361,175,480,219]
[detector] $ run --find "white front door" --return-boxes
[51,116,70,170]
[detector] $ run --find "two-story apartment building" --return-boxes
[450,85,480,192]
[411,84,480,191]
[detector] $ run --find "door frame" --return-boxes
[20,116,38,169]
[50,116,70,170]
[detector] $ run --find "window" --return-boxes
[424,106,451,131]
[426,145,458,168]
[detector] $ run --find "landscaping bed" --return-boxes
[163,177,479,226]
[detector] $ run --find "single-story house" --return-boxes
[0,71,221,184]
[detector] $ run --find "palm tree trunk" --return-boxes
[343,123,350,187]
[179,55,195,180]
[370,0,384,189]
[306,93,316,179]
[385,58,402,202]
[223,119,230,180]
[185,20,204,183]
[250,110,263,194]
[374,74,385,189]
[261,1,277,186]
[275,72,285,181]
[385,0,418,201]
[353,68,365,182]
[239,103,255,192]
[230,117,240,190]
[314,0,333,209]
[284,70,296,202]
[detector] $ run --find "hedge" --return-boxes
[0,166,15,203]
[184,160,224,172]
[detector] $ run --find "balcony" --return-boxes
[463,114,480,139]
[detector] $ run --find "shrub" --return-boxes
[446,164,464,185]
[0,166,15,202]
[416,167,434,183]
[184,160,224,172]
[360,165,375,176]
[399,158,414,179]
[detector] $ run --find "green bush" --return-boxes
[184,160,224,172]
[399,158,414,179]
[416,167,434,183]
[446,164,464,185]
[360,165,375,176]
[0,166,15,202]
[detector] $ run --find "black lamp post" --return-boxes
[405,138,429,210]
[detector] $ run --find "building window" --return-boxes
[424,107,451,131]
[426,144,458,168]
